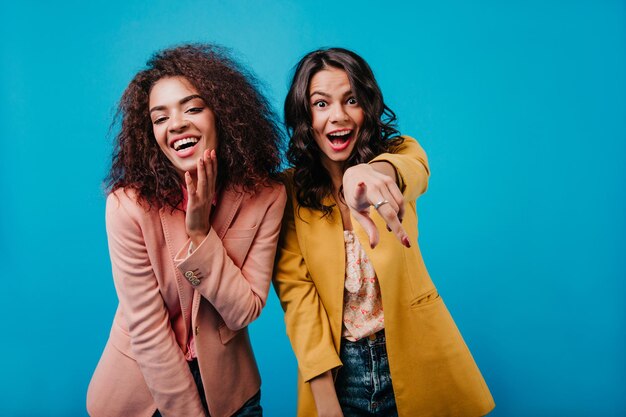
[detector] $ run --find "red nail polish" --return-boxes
[402,236,411,248]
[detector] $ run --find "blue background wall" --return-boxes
[1,1,624,416]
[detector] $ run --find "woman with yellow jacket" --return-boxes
[273,47,495,417]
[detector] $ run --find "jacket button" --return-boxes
[184,271,201,286]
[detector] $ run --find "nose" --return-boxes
[168,111,189,132]
[329,103,349,123]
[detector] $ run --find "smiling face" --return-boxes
[308,67,364,176]
[149,76,218,179]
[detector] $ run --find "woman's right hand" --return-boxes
[317,405,344,417]
[309,371,344,417]
[343,162,410,249]
[184,149,217,249]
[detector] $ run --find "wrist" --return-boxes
[310,371,341,415]
[189,229,209,248]
[368,161,398,184]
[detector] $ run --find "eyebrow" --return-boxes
[309,90,354,99]
[309,91,330,98]
[149,94,204,113]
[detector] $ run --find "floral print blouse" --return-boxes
[342,230,385,341]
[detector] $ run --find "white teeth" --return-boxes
[173,137,199,151]
[328,130,351,137]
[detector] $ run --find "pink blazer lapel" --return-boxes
[159,206,194,341]
[211,188,245,240]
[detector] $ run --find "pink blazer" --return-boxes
[87,183,286,417]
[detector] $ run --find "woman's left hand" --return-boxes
[343,163,410,249]
[185,149,217,248]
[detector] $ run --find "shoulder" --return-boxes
[107,187,140,212]
[234,180,287,217]
[393,135,420,151]
[263,179,287,197]
[247,179,286,203]
[372,134,428,166]
[106,188,156,226]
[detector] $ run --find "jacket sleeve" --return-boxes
[175,185,287,331]
[106,192,206,417]
[369,135,430,200]
[272,178,343,382]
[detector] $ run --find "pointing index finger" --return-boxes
[375,203,410,248]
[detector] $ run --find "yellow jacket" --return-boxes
[273,137,495,417]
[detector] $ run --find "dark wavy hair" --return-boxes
[284,47,403,216]
[106,43,283,210]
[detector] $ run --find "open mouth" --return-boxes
[172,137,199,152]
[326,129,353,150]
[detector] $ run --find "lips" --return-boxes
[326,129,353,151]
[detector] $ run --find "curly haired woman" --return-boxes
[87,44,286,417]
[273,47,494,417]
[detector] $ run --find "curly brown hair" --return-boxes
[106,43,283,209]
[284,47,402,217]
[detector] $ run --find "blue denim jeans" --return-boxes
[152,359,262,416]
[335,330,398,417]
[229,390,262,417]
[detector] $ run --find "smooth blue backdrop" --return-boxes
[1,1,624,416]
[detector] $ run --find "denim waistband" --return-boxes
[343,329,386,346]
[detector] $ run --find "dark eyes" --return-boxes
[152,107,204,125]
[311,98,358,108]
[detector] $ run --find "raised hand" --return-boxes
[184,149,217,248]
[342,163,410,249]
